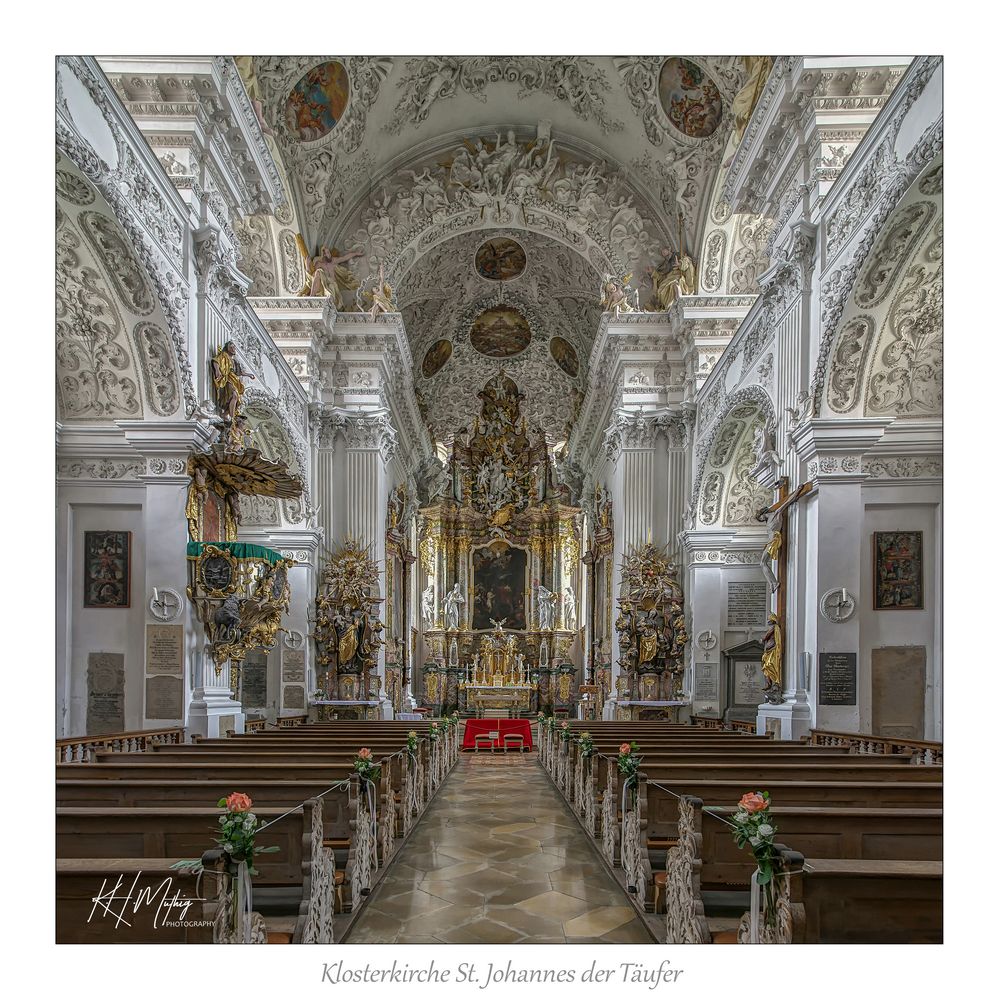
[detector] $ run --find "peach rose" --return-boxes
[620,742,632,755]
[561,721,570,729]
[738,791,767,814]
[226,792,252,813]
[357,747,373,760]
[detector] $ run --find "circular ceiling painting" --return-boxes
[422,339,453,378]
[658,58,723,139]
[285,61,350,142]
[475,237,527,281]
[469,306,532,358]
[549,337,579,378]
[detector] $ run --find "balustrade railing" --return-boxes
[808,729,942,765]
[56,726,185,763]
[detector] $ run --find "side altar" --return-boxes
[415,373,583,715]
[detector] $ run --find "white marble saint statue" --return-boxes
[536,583,557,630]
[563,584,577,631]
[421,580,435,627]
[443,583,465,631]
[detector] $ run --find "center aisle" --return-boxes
[343,753,654,944]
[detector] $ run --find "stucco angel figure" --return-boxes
[600,273,635,314]
[295,234,363,309]
[647,248,697,312]
[563,584,578,632]
[365,263,397,317]
[443,583,465,631]
[421,580,435,628]
[536,582,558,631]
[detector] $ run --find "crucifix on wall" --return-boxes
[755,477,816,701]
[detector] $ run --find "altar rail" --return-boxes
[56,727,185,763]
[277,714,309,728]
[808,729,942,765]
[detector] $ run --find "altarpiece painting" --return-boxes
[472,545,527,630]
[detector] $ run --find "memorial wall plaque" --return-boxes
[694,664,718,700]
[218,714,235,736]
[87,652,125,734]
[872,645,925,738]
[146,624,184,675]
[819,652,858,706]
[145,674,183,720]
[732,659,765,705]
[241,652,268,709]
[726,582,769,628]
[283,685,305,709]
[282,648,306,684]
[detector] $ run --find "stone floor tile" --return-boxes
[343,755,654,945]
[563,905,638,938]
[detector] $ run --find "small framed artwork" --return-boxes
[83,530,131,608]
[873,530,924,610]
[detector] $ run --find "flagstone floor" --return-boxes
[343,751,654,944]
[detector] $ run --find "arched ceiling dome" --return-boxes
[400,228,600,440]
[244,55,751,290]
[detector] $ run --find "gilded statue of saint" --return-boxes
[639,627,659,665]
[185,462,207,541]
[761,612,782,690]
[211,341,254,422]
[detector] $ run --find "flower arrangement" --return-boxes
[214,792,279,877]
[559,720,573,742]
[729,790,780,926]
[576,731,595,759]
[617,741,643,790]
[428,722,440,741]
[354,747,382,785]
[406,730,419,754]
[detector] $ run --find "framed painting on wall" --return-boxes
[873,530,924,610]
[83,530,131,608]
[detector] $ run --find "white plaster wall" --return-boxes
[60,496,145,735]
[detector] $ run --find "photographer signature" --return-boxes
[88,872,209,929]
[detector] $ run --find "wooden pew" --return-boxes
[791,857,943,943]
[55,801,337,943]
[56,858,214,943]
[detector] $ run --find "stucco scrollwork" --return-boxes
[854,200,935,310]
[133,322,181,416]
[385,57,622,135]
[866,263,942,416]
[827,315,876,414]
[56,221,141,420]
[79,211,156,316]
[699,471,724,525]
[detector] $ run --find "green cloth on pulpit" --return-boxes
[185,541,286,565]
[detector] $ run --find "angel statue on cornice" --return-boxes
[600,273,635,314]
[295,234,364,310]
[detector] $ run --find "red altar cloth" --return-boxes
[462,718,534,751]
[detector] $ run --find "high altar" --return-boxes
[416,373,583,715]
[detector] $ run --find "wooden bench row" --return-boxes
[537,720,943,944]
[55,719,461,943]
